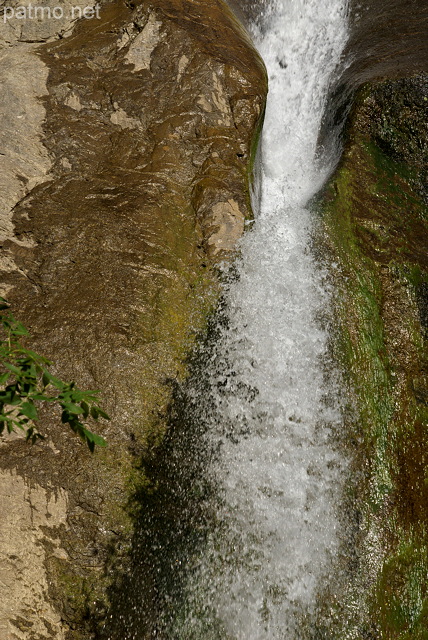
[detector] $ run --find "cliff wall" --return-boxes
[0,1,267,637]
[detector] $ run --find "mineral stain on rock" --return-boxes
[124,12,162,71]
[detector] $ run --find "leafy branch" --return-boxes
[0,297,108,451]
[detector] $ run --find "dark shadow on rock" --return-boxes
[99,308,228,640]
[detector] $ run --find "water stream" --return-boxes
[103,1,353,638]
[162,0,351,638]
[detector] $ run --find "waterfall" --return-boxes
[162,1,351,638]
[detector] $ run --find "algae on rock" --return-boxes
[320,75,428,638]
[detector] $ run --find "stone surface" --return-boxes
[0,0,98,46]
[0,0,266,636]
[320,74,428,637]
[345,0,428,84]
[0,0,99,286]
[0,46,50,284]
[205,198,246,256]
[0,470,68,640]
[226,0,269,27]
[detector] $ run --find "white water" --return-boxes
[171,1,350,638]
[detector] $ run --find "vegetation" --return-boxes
[320,79,428,639]
[0,297,108,451]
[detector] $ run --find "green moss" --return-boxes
[404,265,428,290]
[246,104,266,215]
[322,159,395,511]
[374,542,428,639]
[320,79,428,638]
[47,556,110,637]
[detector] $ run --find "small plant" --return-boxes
[0,297,108,451]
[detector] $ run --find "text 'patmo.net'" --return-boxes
[3,3,101,23]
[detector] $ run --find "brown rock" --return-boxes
[0,0,266,636]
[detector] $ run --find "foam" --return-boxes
[170,1,350,637]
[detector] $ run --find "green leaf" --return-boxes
[62,402,84,415]
[29,393,51,402]
[1,301,110,451]
[23,349,50,364]
[89,432,106,447]
[3,362,21,375]
[69,391,89,404]
[47,375,65,391]
[11,322,29,337]
[81,401,89,419]
[81,391,98,403]
[0,389,17,405]
[96,408,110,421]
[20,402,38,421]
[81,427,106,450]
[0,372,10,385]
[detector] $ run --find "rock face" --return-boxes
[344,0,428,84]
[321,44,428,640]
[226,0,269,25]
[0,0,266,637]
[0,470,68,640]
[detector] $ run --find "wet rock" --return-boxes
[205,199,246,256]
[0,0,266,636]
[226,0,270,26]
[320,73,428,637]
[364,76,428,201]
[345,0,428,84]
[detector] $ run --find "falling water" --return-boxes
[164,0,351,638]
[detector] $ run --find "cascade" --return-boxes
[163,0,352,637]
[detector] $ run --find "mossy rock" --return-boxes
[319,74,428,638]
